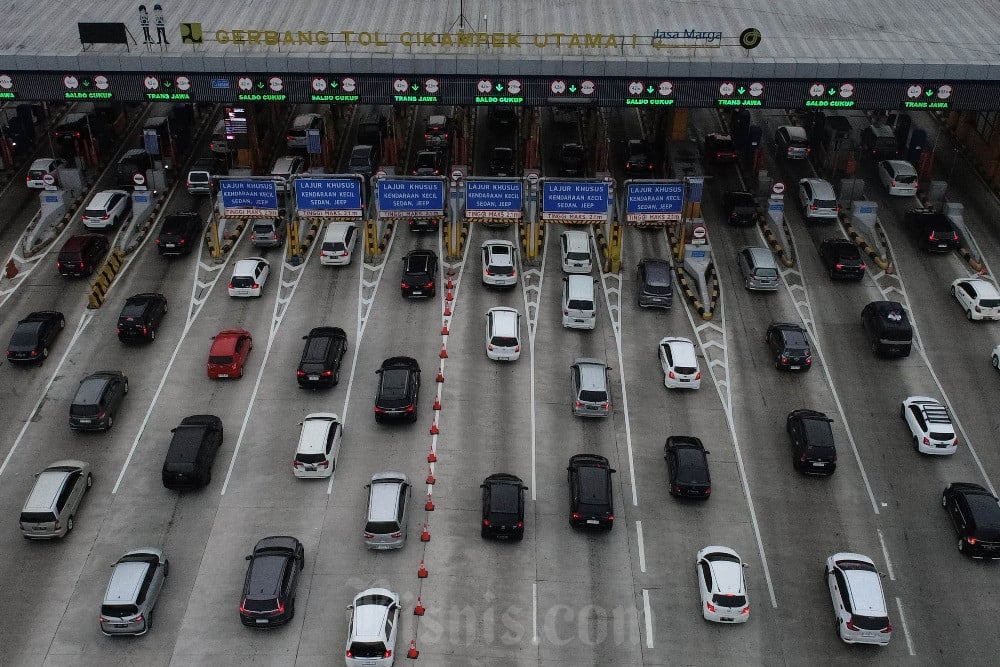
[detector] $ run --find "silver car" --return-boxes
[100,548,169,636]
[571,358,612,418]
[19,460,92,539]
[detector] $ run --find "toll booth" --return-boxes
[372,176,446,259]
[214,177,281,257]
[290,175,366,262]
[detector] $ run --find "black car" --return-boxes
[765,323,813,371]
[489,105,517,127]
[162,415,223,489]
[704,133,738,163]
[401,249,438,298]
[296,327,348,388]
[374,356,420,423]
[412,149,445,176]
[116,293,167,342]
[488,146,516,176]
[480,473,528,540]
[567,454,616,530]
[6,311,64,364]
[819,238,866,281]
[156,211,203,256]
[905,209,960,252]
[239,536,304,627]
[942,483,1000,559]
[786,409,837,475]
[558,143,586,176]
[636,258,673,309]
[624,139,654,177]
[664,436,711,499]
[68,370,128,431]
[861,301,913,358]
[723,191,759,226]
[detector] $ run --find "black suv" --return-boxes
[942,483,1000,559]
[57,233,110,278]
[558,143,586,176]
[664,436,712,499]
[786,410,837,475]
[6,311,64,364]
[374,356,420,423]
[412,149,445,176]
[156,212,203,256]
[624,139,654,177]
[765,323,813,371]
[117,293,167,342]
[489,105,517,127]
[724,191,759,226]
[819,238,867,281]
[69,370,128,431]
[704,133,738,163]
[488,147,516,176]
[480,473,528,540]
[162,415,223,489]
[905,209,959,252]
[861,301,913,358]
[239,536,304,627]
[400,249,438,298]
[296,327,347,388]
[636,258,673,309]
[567,454,616,530]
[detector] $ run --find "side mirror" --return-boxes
[302,335,309,340]
[606,367,613,372]
[742,563,750,569]
[364,484,371,489]
[245,555,252,561]
[609,468,618,473]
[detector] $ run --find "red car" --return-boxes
[207,329,253,379]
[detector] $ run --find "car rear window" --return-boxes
[579,390,607,403]
[188,171,210,182]
[120,302,146,318]
[323,241,346,252]
[10,324,41,345]
[381,369,410,398]
[20,511,56,523]
[490,336,518,348]
[712,594,746,607]
[567,299,593,310]
[566,251,590,261]
[84,207,107,218]
[929,430,954,440]
[349,642,388,658]
[209,355,234,365]
[755,267,778,277]
[295,453,325,464]
[101,604,139,617]
[253,224,274,235]
[231,277,255,288]
[70,403,99,417]
[365,521,399,534]
[895,173,917,183]
[815,198,837,209]
[850,614,890,631]
[490,264,515,276]
[242,597,279,612]
[980,299,1000,308]
[28,169,48,179]
[674,366,697,375]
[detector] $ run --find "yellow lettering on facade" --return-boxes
[476,32,488,46]
[605,34,618,47]
[358,31,371,45]
[533,33,547,47]
[264,30,279,45]
[281,31,294,44]
[215,30,229,44]
[568,34,581,48]
[375,32,388,46]
[400,32,413,47]
[316,31,329,45]
[508,33,521,47]
[341,31,355,45]
[232,30,246,44]
[584,34,603,48]
[551,32,564,46]
[491,32,504,47]
[297,31,313,45]
[422,33,435,46]
[247,30,261,44]
[440,32,453,46]
[457,31,474,46]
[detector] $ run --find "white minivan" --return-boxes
[486,307,521,361]
[560,230,592,273]
[319,222,358,266]
[562,274,597,329]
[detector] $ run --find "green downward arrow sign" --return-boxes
[827,88,836,96]
[412,84,419,91]
[163,81,172,88]
[737,86,746,94]
[257,81,264,89]
[496,84,504,91]
[330,80,338,88]
[568,85,577,93]
[647,86,655,94]
[83,80,91,87]
[925,89,933,97]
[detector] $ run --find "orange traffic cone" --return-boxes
[426,466,436,485]
[432,396,441,411]
[417,559,428,578]
[436,368,444,383]
[425,493,435,511]
[446,277,454,289]
[445,290,454,302]
[429,419,439,435]
[414,596,426,615]
[443,303,451,316]
[441,323,450,335]
[427,446,437,463]
[420,523,431,542]
[406,639,419,658]
[439,344,448,359]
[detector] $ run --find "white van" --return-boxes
[319,222,358,266]
[562,274,597,330]
[560,230,592,273]
[486,307,521,361]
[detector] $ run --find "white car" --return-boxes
[228,257,270,297]
[658,337,701,389]
[26,157,65,189]
[900,396,957,455]
[696,546,749,623]
[345,588,400,665]
[951,277,1000,321]
[826,552,892,645]
[798,178,840,222]
[486,307,521,361]
[877,159,919,196]
[560,230,592,273]
[482,240,518,287]
[292,413,342,478]
[82,189,132,230]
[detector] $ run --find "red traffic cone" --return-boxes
[441,323,450,335]
[417,559,428,578]
[406,639,419,659]
[446,277,454,289]
[443,303,452,316]
[436,368,444,383]
[432,396,441,411]
[445,290,454,302]
[439,344,448,359]
[425,493,435,511]
[426,466,436,485]
[420,523,431,542]
[427,446,437,463]
[414,596,426,615]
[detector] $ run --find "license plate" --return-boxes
[255,619,268,625]
[78,419,92,424]
[680,378,689,382]
[165,243,176,248]
[304,466,315,471]
[790,365,800,370]
[498,356,511,361]
[411,291,423,295]
[114,624,128,628]
[862,632,875,638]
[813,462,827,467]
[588,406,597,410]
[308,375,319,381]
[217,373,229,378]
[574,319,584,323]
[586,519,599,525]
[720,617,733,622]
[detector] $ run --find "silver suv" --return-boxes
[100,548,169,636]
[363,472,410,550]
[19,460,92,539]
[571,358,612,418]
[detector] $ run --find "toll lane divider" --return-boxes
[758,215,795,269]
[298,217,322,254]
[379,219,394,251]
[212,216,251,256]
[594,224,610,273]
[121,191,168,255]
[86,247,126,309]
[21,182,92,258]
[841,215,891,272]
[666,223,718,320]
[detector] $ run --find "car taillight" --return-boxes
[286,135,293,141]
[102,214,109,220]
[574,401,583,408]
[668,371,676,379]
[514,345,520,352]
[98,411,106,419]
[488,344,494,351]
[967,536,978,545]
[914,181,919,189]
[846,617,860,631]
[362,533,373,539]
[809,204,817,210]
[860,263,867,270]
[239,601,248,614]
[953,437,959,446]
[142,326,148,335]
[672,484,681,494]
[923,436,929,445]
[389,531,401,538]
[800,453,808,462]
[881,623,892,634]
[228,282,234,289]
[805,357,812,364]
[320,370,332,377]
[250,233,256,240]
[5,350,10,358]
[252,283,259,289]
[648,164,653,170]
[706,602,716,613]
[30,349,37,357]
[741,606,750,615]
[272,600,285,615]
[180,238,187,244]
[401,282,410,289]
[563,310,569,316]
[835,263,844,269]
[516,521,523,528]
[79,262,85,269]
[293,460,304,468]
[625,162,631,169]
[133,614,144,624]
[374,406,384,413]
[704,487,711,495]
[890,181,897,187]
[404,405,415,412]
[318,460,330,468]
[836,205,841,212]
[806,147,811,154]
[694,372,701,380]
[296,370,305,377]
[384,650,393,659]
[780,355,787,363]
[571,512,581,519]
[483,519,490,527]
[484,268,492,275]
[155,238,161,244]
[53,520,61,531]
[425,280,434,288]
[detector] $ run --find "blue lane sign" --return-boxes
[220,179,279,217]
[541,181,610,221]
[377,179,445,217]
[768,201,784,212]
[465,180,523,219]
[295,178,363,217]
[859,205,874,214]
[306,128,322,155]
[211,78,230,89]
[142,129,160,156]
[626,182,684,222]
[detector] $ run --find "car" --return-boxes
[26,157,65,188]
[704,133,737,163]
[558,142,586,176]
[228,257,270,298]
[155,211,203,256]
[269,155,305,191]
[207,329,253,379]
[786,409,837,474]
[636,258,673,308]
[570,358,612,417]
[993,343,1000,370]
[6,311,64,364]
[161,415,224,489]
[489,105,517,127]
[19,459,92,539]
[624,138,655,176]
[765,323,813,371]
[798,178,840,221]
[774,125,810,159]
[861,301,913,358]
[942,482,1000,558]
[488,146,516,176]
[560,230,592,274]
[481,473,527,540]
[951,277,1000,321]
[567,454,616,530]
[69,370,128,431]
[860,124,900,160]
[901,396,957,455]
[56,233,110,278]
[296,327,348,388]
[363,473,411,550]
[905,209,959,252]
[658,337,701,389]
[412,149,445,176]
[345,588,400,664]
[100,548,168,636]
[348,144,378,179]
[239,536,304,627]
[82,190,132,229]
[819,238,867,281]
[286,112,323,148]
[877,159,919,196]
[664,436,711,499]
[292,413,343,478]
[400,249,437,298]
[423,114,451,147]
[696,546,749,623]
[249,219,285,248]
[319,222,358,266]
[723,190,758,226]
[738,246,780,291]
[826,553,892,645]
[482,240,517,288]
[186,155,222,195]
[374,356,420,423]
[486,307,521,362]
[116,293,167,342]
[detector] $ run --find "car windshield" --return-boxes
[491,336,518,348]
[380,369,410,399]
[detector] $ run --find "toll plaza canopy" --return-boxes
[3,0,1000,108]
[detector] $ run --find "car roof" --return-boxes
[292,113,320,127]
[962,278,1000,298]
[801,178,835,196]
[427,114,447,125]
[488,307,519,334]
[662,338,696,364]
[233,257,267,275]
[883,159,915,174]
[297,413,339,453]
[705,553,745,594]
[742,246,772,261]
[832,554,887,615]
[569,453,610,468]
[21,310,61,323]
[88,189,126,206]
[30,157,58,169]
[780,125,808,140]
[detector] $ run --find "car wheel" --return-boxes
[86,473,93,489]
[958,537,965,553]
[149,329,155,341]
[481,526,489,539]
[124,381,129,394]
[163,559,170,577]
[941,494,948,508]
[993,354,1000,369]
[106,415,113,429]
[950,285,956,296]
[899,404,905,420]
[828,268,836,280]
[967,310,974,321]
[913,437,920,452]
[146,610,153,630]
[67,516,74,532]
[333,369,340,385]
[41,347,49,359]
[59,317,65,329]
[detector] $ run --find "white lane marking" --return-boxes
[532,582,539,644]
[642,589,654,648]
[519,230,546,501]
[877,529,896,581]
[0,313,93,477]
[895,597,916,656]
[636,521,646,573]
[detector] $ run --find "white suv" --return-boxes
[82,190,132,230]
[228,258,270,298]
[900,396,957,455]
[696,546,749,623]
[486,307,521,361]
[292,413,342,478]
[482,240,517,287]
[826,552,892,645]
[345,588,400,665]
[798,178,840,222]
[951,277,1000,321]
